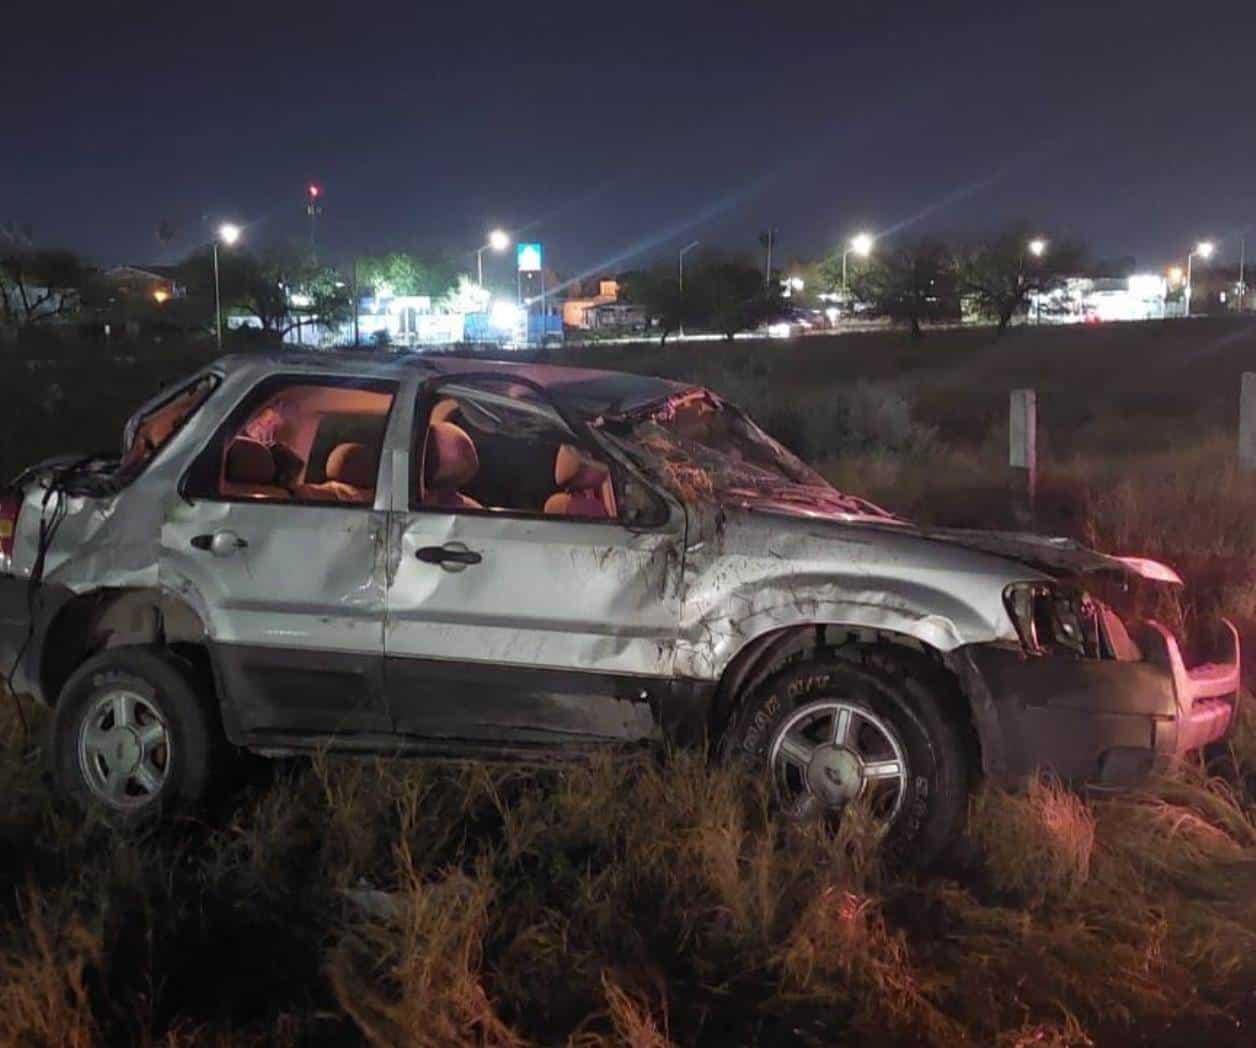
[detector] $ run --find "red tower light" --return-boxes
[308,184,320,199]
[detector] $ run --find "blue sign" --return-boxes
[516,242,542,273]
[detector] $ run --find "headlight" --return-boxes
[1004,582,1102,658]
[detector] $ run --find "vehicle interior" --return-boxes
[217,383,395,504]
[415,384,618,519]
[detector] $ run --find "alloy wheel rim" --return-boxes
[768,699,909,823]
[77,688,171,809]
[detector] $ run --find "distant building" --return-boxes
[562,279,647,331]
[103,266,186,305]
[1026,274,1169,324]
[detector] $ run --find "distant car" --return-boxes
[761,307,819,340]
[0,354,1241,862]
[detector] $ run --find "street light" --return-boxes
[476,228,511,288]
[842,232,874,294]
[1022,238,1048,323]
[213,223,242,351]
[1186,240,1216,318]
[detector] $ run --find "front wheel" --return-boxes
[52,648,224,819]
[721,652,970,866]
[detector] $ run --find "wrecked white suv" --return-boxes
[0,353,1241,862]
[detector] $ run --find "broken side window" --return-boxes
[119,375,219,477]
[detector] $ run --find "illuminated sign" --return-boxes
[516,242,542,273]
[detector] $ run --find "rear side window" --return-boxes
[182,375,397,506]
[119,375,219,477]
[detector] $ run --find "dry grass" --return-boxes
[0,890,101,1048]
[970,778,1096,909]
[1,703,1253,1045]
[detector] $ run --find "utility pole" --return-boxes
[762,228,776,290]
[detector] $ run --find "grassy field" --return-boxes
[3,318,1256,1044]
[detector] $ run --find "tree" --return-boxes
[215,244,352,340]
[618,267,684,344]
[847,238,955,339]
[357,250,458,299]
[956,227,1085,335]
[0,247,87,328]
[692,259,779,340]
[438,274,491,315]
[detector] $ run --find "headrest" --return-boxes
[555,444,609,490]
[224,439,276,485]
[326,443,376,489]
[424,422,479,492]
[429,398,461,425]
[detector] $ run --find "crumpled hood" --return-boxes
[719,480,902,523]
[720,487,1181,585]
[917,528,1182,585]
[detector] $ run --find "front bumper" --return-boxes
[954,619,1241,787]
[0,574,32,694]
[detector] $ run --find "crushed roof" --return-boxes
[212,350,691,417]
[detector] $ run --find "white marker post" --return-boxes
[1010,388,1037,527]
[1240,373,1256,471]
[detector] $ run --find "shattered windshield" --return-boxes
[605,388,896,520]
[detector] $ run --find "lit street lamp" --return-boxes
[842,232,874,294]
[213,223,241,352]
[1022,238,1048,323]
[1185,240,1215,318]
[476,228,511,288]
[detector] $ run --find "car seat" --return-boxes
[543,444,616,518]
[422,422,483,509]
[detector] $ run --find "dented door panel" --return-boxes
[384,509,684,740]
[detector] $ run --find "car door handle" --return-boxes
[191,531,249,557]
[416,543,482,567]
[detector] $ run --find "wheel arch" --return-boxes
[709,622,995,777]
[36,586,212,707]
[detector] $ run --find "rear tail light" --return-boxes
[0,493,21,568]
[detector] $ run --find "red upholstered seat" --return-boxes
[543,444,616,518]
[422,421,483,510]
[221,439,291,500]
[294,442,377,504]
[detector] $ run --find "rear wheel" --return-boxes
[721,652,970,866]
[52,648,224,819]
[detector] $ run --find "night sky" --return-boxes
[6,1,1256,280]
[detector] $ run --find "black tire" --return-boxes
[51,647,224,819]
[720,651,971,867]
